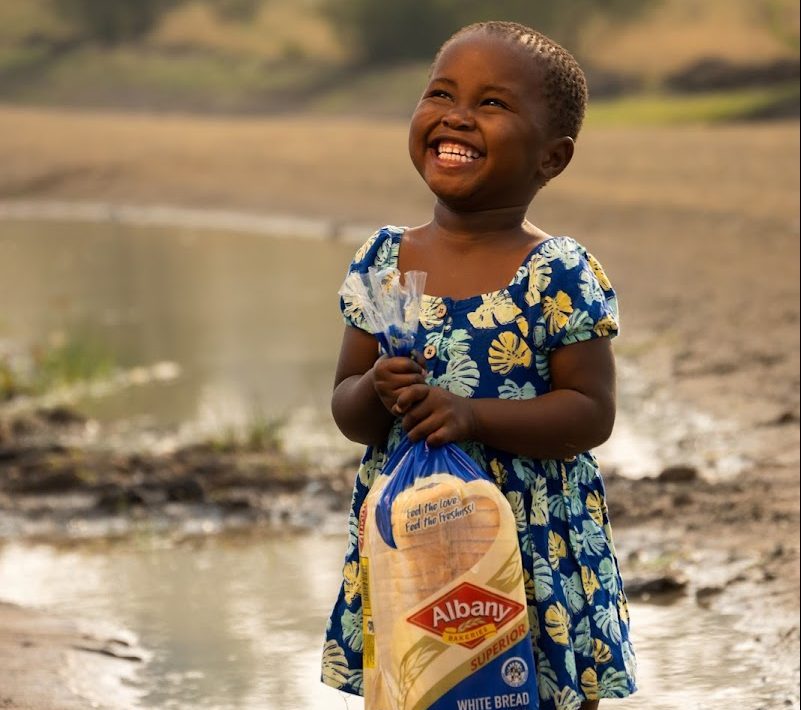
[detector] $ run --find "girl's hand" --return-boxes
[372,354,426,414]
[398,385,476,447]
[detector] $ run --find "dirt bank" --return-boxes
[0,600,145,709]
[0,106,798,707]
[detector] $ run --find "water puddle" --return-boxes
[0,533,793,709]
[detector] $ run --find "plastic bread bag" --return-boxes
[359,437,539,710]
[338,267,427,357]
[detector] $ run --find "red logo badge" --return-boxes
[407,582,524,649]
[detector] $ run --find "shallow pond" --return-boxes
[0,218,355,434]
[0,532,786,710]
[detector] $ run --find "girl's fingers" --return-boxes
[393,384,428,415]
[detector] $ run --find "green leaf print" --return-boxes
[562,309,595,345]
[593,603,623,644]
[598,557,620,595]
[498,378,537,400]
[553,685,582,710]
[341,607,363,652]
[349,670,364,694]
[564,647,578,683]
[542,238,581,269]
[622,640,638,678]
[573,455,598,484]
[561,572,586,614]
[579,268,605,305]
[321,640,351,688]
[511,458,536,487]
[434,354,480,397]
[544,460,562,480]
[574,616,593,657]
[535,351,550,380]
[535,648,560,700]
[566,478,584,517]
[599,668,632,697]
[581,519,610,557]
[532,552,554,602]
[425,328,472,361]
[548,492,568,521]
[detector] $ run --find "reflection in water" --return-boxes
[0,534,786,710]
[0,219,357,432]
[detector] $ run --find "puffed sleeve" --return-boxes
[339,226,402,333]
[527,237,619,352]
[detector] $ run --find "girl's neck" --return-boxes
[430,201,536,244]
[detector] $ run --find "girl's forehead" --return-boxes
[433,31,542,80]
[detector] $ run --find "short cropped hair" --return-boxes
[435,21,588,140]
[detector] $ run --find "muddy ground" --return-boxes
[0,107,798,707]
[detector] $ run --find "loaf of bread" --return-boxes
[360,469,534,710]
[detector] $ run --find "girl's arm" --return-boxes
[331,326,426,446]
[395,337,616,460]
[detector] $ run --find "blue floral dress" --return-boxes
[322,226,637,709]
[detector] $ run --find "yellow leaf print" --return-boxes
[524,254,552,306]
[515,315,529,338]
[581,566,601,601]
[586,490,604,527]
[544,602,571,645]
[542,291,573,335]
[580,668,599,700]
[593,638,613,664]
[419,296,445,330]
[467,292,522,329]
[343,561,361,605]
[587,253,612,290]
[353,232,380,263]
[593,315,617,337]
[618,590,630,625]
[548,531,567,570]
[489,459,508,488]
[488,331,532,375]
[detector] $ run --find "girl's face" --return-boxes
[409,31,566,212]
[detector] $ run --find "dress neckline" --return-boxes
[388,226,567,307]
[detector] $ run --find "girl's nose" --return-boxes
[442,105,475,130]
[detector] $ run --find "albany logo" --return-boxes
[407,582,524,649]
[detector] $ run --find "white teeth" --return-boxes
[437,142,480,160]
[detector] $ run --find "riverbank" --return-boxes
[0,600,146,709]
[0,106,798,707]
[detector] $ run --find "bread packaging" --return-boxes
[359,441,538,710]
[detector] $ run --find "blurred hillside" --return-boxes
[0,0,798,121]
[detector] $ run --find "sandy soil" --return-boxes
[0,105,798,707]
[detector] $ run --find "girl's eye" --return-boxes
[427,89,452,100]
[482,98,508,109]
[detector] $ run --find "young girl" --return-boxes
[322,21,637,710]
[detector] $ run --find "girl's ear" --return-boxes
[540,136,575,181]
